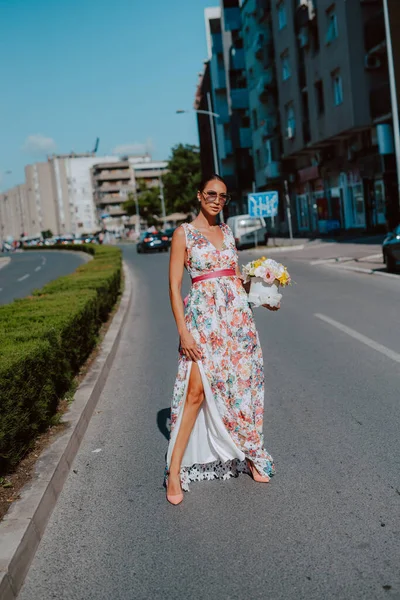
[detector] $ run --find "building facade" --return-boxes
[270,0,398,234]
[195,0,399,234]
[91,160,135,233]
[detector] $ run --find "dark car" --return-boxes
[136,231,169,254]
[163,227,176,246]
[382,224,400,272]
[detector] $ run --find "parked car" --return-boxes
[163,227,176,246]
[382,224,400,272]
[226,214,268,250]
[136,231,169,253]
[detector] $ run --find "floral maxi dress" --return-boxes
[166,222,275,490]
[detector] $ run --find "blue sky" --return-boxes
[0,0,216,189]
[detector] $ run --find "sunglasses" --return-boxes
[202,190,231,206]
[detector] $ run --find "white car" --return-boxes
[226,214,268,250]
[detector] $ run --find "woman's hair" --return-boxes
[198,173,227,193]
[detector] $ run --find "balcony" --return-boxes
[231,48,245,71]
[98,183,124,193]
[212,34,223,54]
[95,170,131,181]
[253,33,265,59]
[256,69,275,98]
[239,127,252,148]
[261,115,278,137]
[224,7,241,32]
[96,194,124,206]
[230,88,249,109]
[370,83,392,119]
[264,161,282,179]
[224,139,233,155]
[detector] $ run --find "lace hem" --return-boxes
[165,458,275,492]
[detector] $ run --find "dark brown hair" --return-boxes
[198,174,227,193]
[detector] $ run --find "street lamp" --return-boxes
[176,94,224,221]
[176,92,220,176]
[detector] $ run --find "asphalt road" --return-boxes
[19,244,400,600]
[0,251,87,305]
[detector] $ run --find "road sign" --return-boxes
[248,191,279,218]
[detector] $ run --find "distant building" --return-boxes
[91,160,136,233]
[48,153,119,236]
[131,159,168,188]
[25,162,58,236]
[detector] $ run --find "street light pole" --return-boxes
[159,174,166,220]
[176,105,225,222]
[206,92,219,176]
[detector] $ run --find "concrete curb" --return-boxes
[324,262,400,280]
[245,244,305,255]
[0,261,133,599]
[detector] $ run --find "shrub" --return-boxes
[0,244,122,473]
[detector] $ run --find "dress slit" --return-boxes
[167,360,245,475]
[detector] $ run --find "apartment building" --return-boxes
[196,5,254,215]
[221,0,254,210]
[49,153,119,236]
[0,185,33,242]
[25,162,58,236]
[270,0,398,234]
[241,0,281,191]
[91,160,135,233]
[131,158,168,188]
[200,7,236,191]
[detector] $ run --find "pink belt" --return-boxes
[184,269,237,307]
[191,268,236,284]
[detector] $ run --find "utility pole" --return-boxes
[134,186,140,235]
[284,180,293,243]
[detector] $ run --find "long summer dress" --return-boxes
[166,222,275,491]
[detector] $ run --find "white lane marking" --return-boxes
[0,288,2,292]
[18,274,30,282]
[315,313,400,364]
[310,257,352,265]
[41,256,47,266]
[357,253,382,261]
[35,266,41,272]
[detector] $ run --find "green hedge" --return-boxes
[0,244,122,473]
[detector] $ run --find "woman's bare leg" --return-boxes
[168,362,204,495]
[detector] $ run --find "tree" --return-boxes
[163,144,201,214]
[41,229,53,239]
[123,183,162,227]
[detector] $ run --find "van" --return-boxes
[226,214,268,250]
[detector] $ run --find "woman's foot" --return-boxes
[166,471,183,505]
[247,460,270,483]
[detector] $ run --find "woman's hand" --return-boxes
[262,303,280,311]
[179,330,202,362]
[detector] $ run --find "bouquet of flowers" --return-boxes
[242,257,291,308]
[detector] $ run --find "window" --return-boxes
[252,108,258,129]
[277,1,287,30]
[332,70,343,105]
[286,103,296,138]
[315,80,325,115]
[326,5,338,44]
[281,50,291,80]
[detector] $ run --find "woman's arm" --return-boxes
[169,228,202,362]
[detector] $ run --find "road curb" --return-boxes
[0,261,133,600]
[324,262,400,280]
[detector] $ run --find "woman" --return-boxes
[166,174,276,505]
